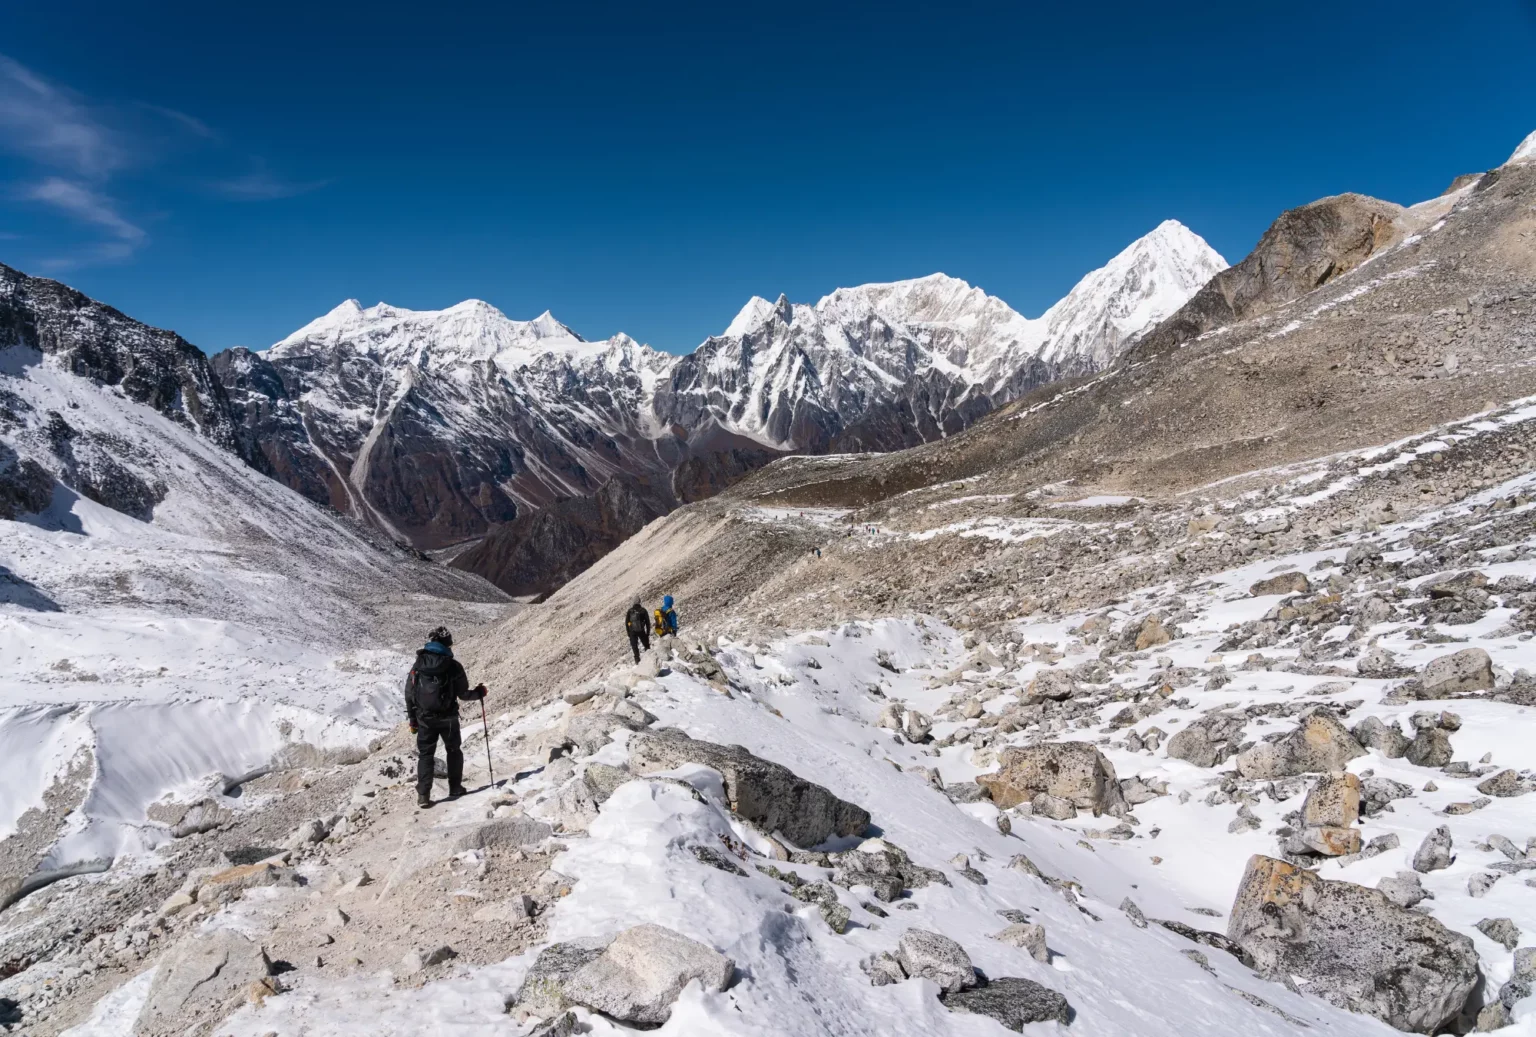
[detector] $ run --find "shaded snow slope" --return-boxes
[0,345,509,872]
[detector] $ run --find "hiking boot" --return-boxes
[448,784,469,799]
[417,793,433,809]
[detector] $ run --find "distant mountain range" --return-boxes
[209,220,1224,594]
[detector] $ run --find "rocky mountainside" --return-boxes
[5,130,1536,1037]
[213,222,1224,594]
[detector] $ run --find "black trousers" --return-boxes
[416,714,462,795]
[628,629,650,663]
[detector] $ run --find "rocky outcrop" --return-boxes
[1,263,240,453]
[1235,711,1364,779]
[975,742,1126,817]
[134,929,277,1036]
[559,924,734,1025]
[1130,193,1403,363]
[1419,648,1496,697]
[1228,855,1479,1033]
[628,731,870,847]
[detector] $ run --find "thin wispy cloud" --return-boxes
[24,177,145,243]
[0,53,319,270]
[0,54,124,178]
[212,170,331,200]
[137,102,218,140]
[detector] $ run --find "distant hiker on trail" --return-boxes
[403,626,486,809]
[653,595,679,638]
[624,597,651,663]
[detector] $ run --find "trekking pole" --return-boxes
[478,695,495,788]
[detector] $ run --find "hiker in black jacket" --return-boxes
[624,597,651,663]
[403,626,486,808]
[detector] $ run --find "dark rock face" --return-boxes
[628,730,871,848]
[0,263,239,452]
[452,473,676,598]
[1131,193,1404,362]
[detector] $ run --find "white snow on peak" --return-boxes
[1507,128,1536,166]
[723,296,780,337]
[1030,219,1228,370]
[267,297,608,371]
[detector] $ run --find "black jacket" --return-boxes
[404,646,475,724]
[625,603,649,635]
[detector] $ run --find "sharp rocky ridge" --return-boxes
[210,219,1224,594]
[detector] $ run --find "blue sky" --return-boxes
[1,1,1533,355]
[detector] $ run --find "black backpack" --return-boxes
[626,605,647,634]
[412,664,455,715]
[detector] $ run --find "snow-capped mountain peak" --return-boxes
[267,297,605,371]
[1027,218,1227,372]
[1507,127,1536,166]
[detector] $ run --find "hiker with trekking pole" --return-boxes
[403,625,492,809]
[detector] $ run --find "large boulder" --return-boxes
[1235,711,1364,779]
[628,731,869,848]
[135,929,276,1036]
[1250,572,1310,596]
[1166,712,1247,768]
[561,924,734,1025]
[940,977,1074,1028]
[510,940,608,1020]
[1228,855,1479,1033]
[975,742,1126,816]
[896,929,976,994]
[1419,648,1495,697]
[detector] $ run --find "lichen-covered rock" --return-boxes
[1228,855,1479,1033]
[976,742,1126,816]
[561,924,734,1025]
[896,929,976,994]
[940,977,1074,1028]
[1235,712,1364,779]
[1166,712,1247,768]
[1477,769,1531,798]
[1419,647,1495,697]
[1024,669,1076,702]
[1351,715,1409,757]
[510,940,608,1019]
[1301,772,1360,828]
[1378,871,1432,909]
[629,730,869,847]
